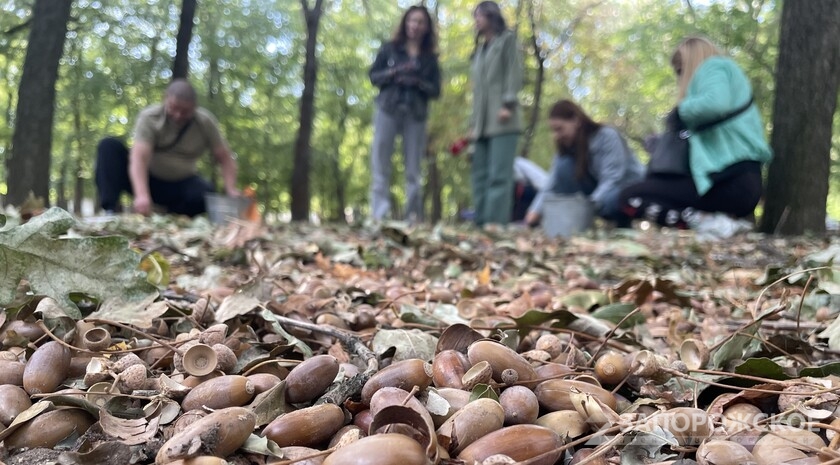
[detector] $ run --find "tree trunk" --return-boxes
[172,0,197,79]
[521,0,546,159]
[290,0,325,221]
[6,0,72,207]
[759,1,840,235]
[328,97,349,222]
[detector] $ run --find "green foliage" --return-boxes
[9,0,830,223]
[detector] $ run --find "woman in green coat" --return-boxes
[468,1,523,226]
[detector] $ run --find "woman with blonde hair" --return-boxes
[618,36,772,238]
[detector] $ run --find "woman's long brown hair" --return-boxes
[549,99,602,179]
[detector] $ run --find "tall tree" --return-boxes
[6,0,72,207]
[290,0,325,221]
[172,0,197,79]
[760,1,840,235]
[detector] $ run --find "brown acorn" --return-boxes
[0,385,32,427]
[247,373,282,394]
[155,407,256,464]
[180,343,218,377]
[181,375,255,411]
[593,351,629,386]
[3,408,95,450]
[361,358,433,405]
[498,385,539,425]
[0,359,25,386]
[534,379,617,412]
[432,350,469,389]
[262,403,346,448]
[467,340,537,384]
[322,433,429,465]
[23,340,71,395]
[457,424,563,465]
[284,354,340,404]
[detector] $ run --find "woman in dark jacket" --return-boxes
[368,5,441,223]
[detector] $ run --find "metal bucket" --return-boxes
[204,193,251,225]
[542,193,595,238]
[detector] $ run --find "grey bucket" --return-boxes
[542,193,595,238]
[204,193,251,225]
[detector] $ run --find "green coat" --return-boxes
[679,56,772,195]
[470,29,523,138]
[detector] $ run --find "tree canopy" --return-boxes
[0,0,837,223]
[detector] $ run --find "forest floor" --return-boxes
[2,209,840,464]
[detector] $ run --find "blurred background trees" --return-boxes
[0,0,836,232]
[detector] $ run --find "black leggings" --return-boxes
[95,137,214,217]
[618,161,762,227]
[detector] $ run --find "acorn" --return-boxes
[721,403,764,434]
[696,439,756,465]
[118,363,148,392]
[181,375,255,411]
[437,397,505,455]
[535,410,588,438]
[112,352,147,373]
[534,379,617,412]
[284,354,340,404]
[0,359,25,386]
[638,407,713,446]
[199,324,229,346]
[361,358,433,405]
[164,458,229,465]
[593,351,629,385]
[457,424,563,465]
[328,425,365,449]
[467,340,537,384]
[432,350,470,389]
[212,343,237,374]
[82,327,112,352]
[322,433,429,465]
[370,387,430,422]
[3,408,95,450]
[751,426,824,465]
[246,373,281,394]
[23,340,71,395]
[2,320,46,345]
[498,385,539,425]
[0,385,32,427]
[262,403,346,448]
[155,407,256,464]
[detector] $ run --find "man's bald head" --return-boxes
[166,79,197,103]
[164,79,197,125]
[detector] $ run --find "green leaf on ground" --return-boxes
[0,208,158,320]
[800,362,840,378]
[711,321,762,369]
[734,357,791,380]
[591,303,644,328]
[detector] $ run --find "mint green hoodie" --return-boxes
[678,56,772,195]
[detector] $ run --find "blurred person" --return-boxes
[95,79,239,216]
[368,5,441,223]
[525,100,644,228]
[468,0,523,227]
[619,36,772,238]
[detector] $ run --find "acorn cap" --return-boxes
[182,343,218,377]
[83,327,112,352]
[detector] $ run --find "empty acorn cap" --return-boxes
[679,339,710,371]
[83,327,112,352]
[182,343,218,377]
[86,381,119,408]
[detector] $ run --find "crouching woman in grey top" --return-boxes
[525,100,644,227]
